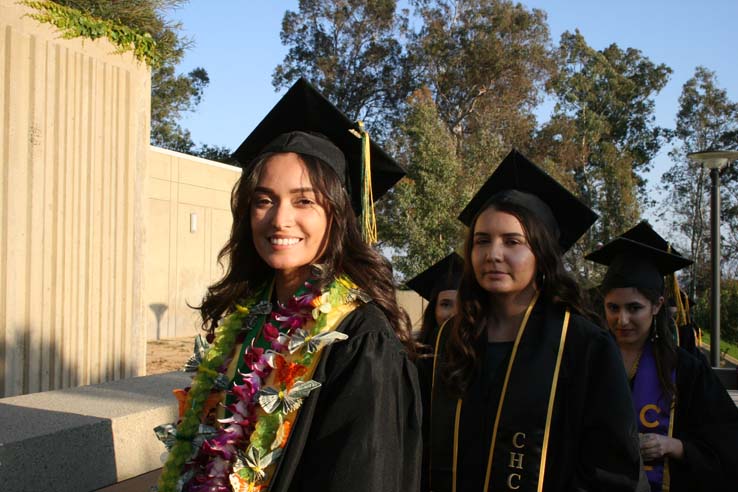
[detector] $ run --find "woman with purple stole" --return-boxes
[423,150,645,492]
[587,234,738,491]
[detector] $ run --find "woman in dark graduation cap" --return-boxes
[406,253,464,348]
[156,78,421,492]
[587,235,738,491]
[618,221,702,358]
[407,253,463,492]
[424,149,645,492]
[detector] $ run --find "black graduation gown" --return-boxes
[664,349,738,491]
[423,300,645,492]
[269,301,422,492]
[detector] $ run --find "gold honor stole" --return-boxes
[430,293,571,492]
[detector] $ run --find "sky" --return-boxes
[169,0,738,223]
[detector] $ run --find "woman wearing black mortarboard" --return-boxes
[424,150,646,492]
[407,253,464,348]
[407,253,463,492]
[155,78,421,492]
[587,234,738,491]
[618,221,704,360]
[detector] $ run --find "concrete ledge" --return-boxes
[0,371,191,492]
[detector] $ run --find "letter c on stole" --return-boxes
[639,404,661,429]
[512,432,526,449]
[507,473,521,490]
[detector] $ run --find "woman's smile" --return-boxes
[268,235,304,247]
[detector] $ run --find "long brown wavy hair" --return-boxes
[441,197,595,396]
[198,152,415,356]
[601,283,678,403]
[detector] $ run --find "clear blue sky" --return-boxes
[170,1,738,195]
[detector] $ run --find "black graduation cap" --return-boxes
[406,253,464,301]
[586,237,693,291]
[620,221,683,257]
[457,149,597,252]
[231,77,405,214]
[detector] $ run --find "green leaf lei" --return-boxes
[157,275,365,492]
[157,287,266,492]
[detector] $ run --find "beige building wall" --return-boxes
[0,0,150,397]
[398,290,427,333]
[144,147,241,341]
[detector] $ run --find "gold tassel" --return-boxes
[667,243,689,327]
[350,122,377,245]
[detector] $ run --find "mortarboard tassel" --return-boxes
[667,243,689,329]
[352,121,377,245]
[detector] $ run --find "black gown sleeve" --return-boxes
[561,318,647,492]
[271,302,423,492]
[669,350,738,490]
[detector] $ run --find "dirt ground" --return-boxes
[146,336,197,374]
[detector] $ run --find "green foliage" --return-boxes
[193,144,236,164]
[408,0,553,149]
[22,0,159,65]
[150,65,210,152]
[693,279,738,345]
[538,30,671,269]
[378,88,466,278]
[274,0,412,139]
[700,332,738,364]
[660,67,738,293]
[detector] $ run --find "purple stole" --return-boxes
[631,341,675,491]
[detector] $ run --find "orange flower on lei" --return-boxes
[274,356,307,389]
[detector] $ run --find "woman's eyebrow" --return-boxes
[253,186,316,194]
[290,187,316,194]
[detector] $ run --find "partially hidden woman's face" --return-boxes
[250,153,329,275]
[471,208,537,296]
[434,289,457,326]
[604,287,662,349]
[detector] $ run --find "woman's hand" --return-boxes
[639,433,684,461]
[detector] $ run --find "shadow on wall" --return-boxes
[1,324,142,398]
[149,303,169,340]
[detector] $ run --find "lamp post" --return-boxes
[687,150,738,367]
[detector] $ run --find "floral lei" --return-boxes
[155,274,367,492]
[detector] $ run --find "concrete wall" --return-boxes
[0,371,190,492]
[0,0,151,397]
[144,147,241,340]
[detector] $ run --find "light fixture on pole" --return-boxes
[687,149,738,367]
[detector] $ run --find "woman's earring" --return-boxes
[650,316,659,343]
[536,271,546,286]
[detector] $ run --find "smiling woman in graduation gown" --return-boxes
[156,78,421,492]
[587,231,738,492]
[424,150,645,492]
